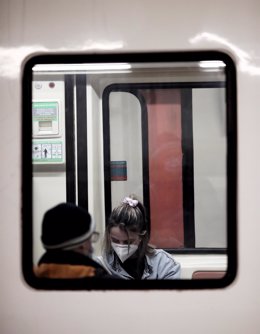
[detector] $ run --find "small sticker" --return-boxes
[32,141,63,163]
[111,161,127,181]
[32,101,58,122]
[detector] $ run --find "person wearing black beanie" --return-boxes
[34,203,112,279]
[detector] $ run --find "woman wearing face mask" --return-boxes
[99,195,181,279]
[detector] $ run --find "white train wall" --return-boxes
[1,0,260,333]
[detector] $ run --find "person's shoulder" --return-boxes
[72,255,115,279]
[147,248,179,265]
[149,248,173,258]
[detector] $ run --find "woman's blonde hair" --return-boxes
[103,194,154,260]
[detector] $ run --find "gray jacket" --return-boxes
[98,249,181,280]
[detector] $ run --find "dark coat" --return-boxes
[34,250,111,279]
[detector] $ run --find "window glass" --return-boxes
[22,52,237,289]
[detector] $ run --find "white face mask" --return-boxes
[111,242,139,263]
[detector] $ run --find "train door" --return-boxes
[103,86,188,249]
[102,81,228,278]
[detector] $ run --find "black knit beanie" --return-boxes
[41,203,94,250]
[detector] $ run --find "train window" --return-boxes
[22,51,237,290]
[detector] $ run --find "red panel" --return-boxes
[192,271,226,279]
[142,89,184,248]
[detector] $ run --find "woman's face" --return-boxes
[109,226,141,246]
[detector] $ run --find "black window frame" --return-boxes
[22,51,237,290]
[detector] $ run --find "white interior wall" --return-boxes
[86,81,105,255]
[32,77,66,264]
[193,88,226,247]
